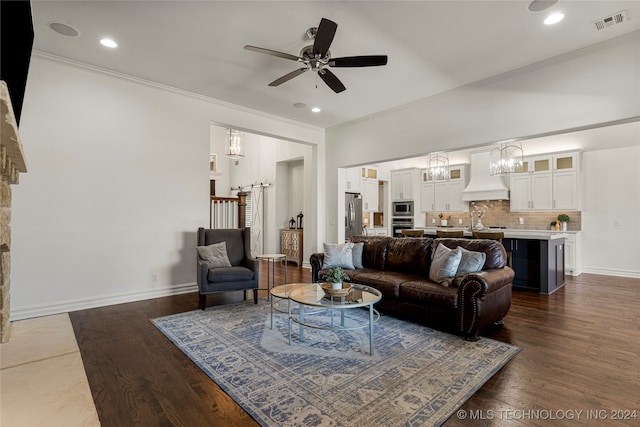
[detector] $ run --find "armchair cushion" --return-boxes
[196,242,232,268]
[208,266,255,283]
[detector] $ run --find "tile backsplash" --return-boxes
[425,200,581,231]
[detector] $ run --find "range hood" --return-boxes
[462,151,510,201]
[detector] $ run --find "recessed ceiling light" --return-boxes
[528,0,558,13]
[544,12,565,25]
[100,38,118,48]
[48,22,80,37]
[311,107,321,113]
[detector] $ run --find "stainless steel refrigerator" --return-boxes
[345,193,363,241]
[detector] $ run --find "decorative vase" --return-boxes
[475,218,484,230]
[441,219,448,227]
[331,281,342,290]
[561,222,567,231]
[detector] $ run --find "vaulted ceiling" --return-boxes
[31,1,640,129]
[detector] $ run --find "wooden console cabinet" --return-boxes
[281,229,303,266]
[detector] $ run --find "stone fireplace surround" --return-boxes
[1,81,28,343]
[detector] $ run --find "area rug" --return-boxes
[151,301,520,426]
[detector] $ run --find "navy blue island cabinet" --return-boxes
[503,237,565,295]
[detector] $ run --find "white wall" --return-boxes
[582,146,640,277]
[323,33,640,256]
[10,54,323,320]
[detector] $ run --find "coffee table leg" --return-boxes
[299,304,305,343]
[369,304,375,356]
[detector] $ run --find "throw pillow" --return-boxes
[322,242,355,270]
[196,242,232,268]
[456,246,486,275]
[429,243,462,285]
[352,242,364,269]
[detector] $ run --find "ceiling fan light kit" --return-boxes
[244,18,388,93]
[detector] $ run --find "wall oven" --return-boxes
[392,201,414,217]
[392,217,414,237]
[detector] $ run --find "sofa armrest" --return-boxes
[245,257,259,276]
[459,266,515,297]
[457,266,514,341]
[197,260,209,289]
[310,253,325,282]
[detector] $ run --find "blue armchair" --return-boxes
[197,227,259,310]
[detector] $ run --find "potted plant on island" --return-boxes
[557,214,570,231]
[323,267,351,290]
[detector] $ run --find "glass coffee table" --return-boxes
[280,283,382,356]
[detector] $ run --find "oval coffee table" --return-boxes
[286,283,382,356]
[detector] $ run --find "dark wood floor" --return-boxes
[70,263,640,426]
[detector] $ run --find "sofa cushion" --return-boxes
[429,243,462,285]
[456,246,486,275]
[385,237,433,276]
[400,280,458,310]
[349,271,423,298]
[208,266,254,282]
[197,242,232,268]
[350,236,390,270]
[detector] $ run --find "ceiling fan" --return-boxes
[244,18,388,93]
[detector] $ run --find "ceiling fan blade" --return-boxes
[330,55,388,67]
[318,69,346,93]
[268,68,308,86]
[312,18,337,56]
[244,45,301,62]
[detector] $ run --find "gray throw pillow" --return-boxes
[322,242,355,270]
[456,246,486,275]
[429,243,462,285]
[196,242,232,268]
[352,242,364,269]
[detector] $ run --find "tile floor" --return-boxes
[0,313,100,427]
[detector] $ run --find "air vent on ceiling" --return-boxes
[593,10,628,31]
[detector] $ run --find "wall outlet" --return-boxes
[519,217,525,225]
[432,218,436,224]
[458,219,463,224]
[614,219,621,226]
[152,273,159,283]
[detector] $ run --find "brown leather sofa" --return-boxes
[310,236,514,340]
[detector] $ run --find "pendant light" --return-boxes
[489,141,524,175]
[427,152,449,181]
[225,129,244,160]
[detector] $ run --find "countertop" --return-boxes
[416,227,578,240]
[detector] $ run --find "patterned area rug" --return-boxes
[152,301,519,426]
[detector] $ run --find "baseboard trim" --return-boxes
[9,283,198,322]
[580,267,640,279]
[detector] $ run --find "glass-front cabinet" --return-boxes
[510,152,579,211]
[420,164,469,212]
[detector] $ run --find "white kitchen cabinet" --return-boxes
[420,164,468,212]
[345,167,361,192]
[510,156,553,211]
[367,227,388,236]
[420,181,435,212]
[391,168,419,201]
[510,152,580,211]
[553,171,577,210]
[552,153,579,210]
[563,231,582,276]
[362,178,379,212]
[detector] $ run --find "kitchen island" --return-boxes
[418,227,568,295]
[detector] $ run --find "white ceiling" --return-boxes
[31,0,640,129]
